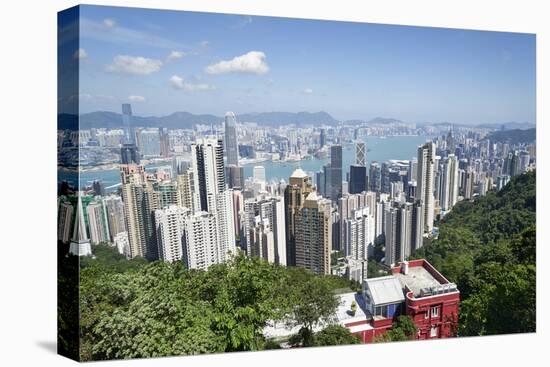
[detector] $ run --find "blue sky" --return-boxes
[76,5,536,124]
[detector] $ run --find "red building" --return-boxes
[339,259,460,343]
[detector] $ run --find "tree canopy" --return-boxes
[373,316,417,343]
[412,171,536,336]
[79,250,346,361]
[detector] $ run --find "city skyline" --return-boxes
[57,5,537,361]
[74,5,536,125]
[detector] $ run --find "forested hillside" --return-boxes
[77,250,360,361]
[412,171,536,336]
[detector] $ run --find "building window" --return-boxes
[431,306,439,318]
[424,311,429,319]
[430,325,438,338]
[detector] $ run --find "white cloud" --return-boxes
[73,48,88,59]
[303,88,313,94]
[103,18,116,28]
[167,50,186,61]
[205,51,269,75]
[106,55,163,75]
[128,95,146,102]
[170,75,215,92]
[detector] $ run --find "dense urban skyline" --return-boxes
[75,5,536,124]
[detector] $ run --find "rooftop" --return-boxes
[305,191,320,202]
[392,260,458,298]
[364,276,405,305]
[394,266,441,297]
[263,292,372,341]
[290,168,308,178]
[335,292,370,323]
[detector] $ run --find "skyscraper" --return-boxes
[155,205,189,263]
[224,112,239,166]
[319,128,326,149]
[214,190,237,261]
[384,202,413,267]
[294,191,332,275]
[192,138,226,212]
[416,142,435,233]
[315,170,325,197]
[103,195,126,241]
[226,165,244,189]
[159,127,170,158]
[87,201,110,245]
[121,168,159,260]
[349,165,367,194]
[182,211,219,270]
[58,200,74,244]
[441,154,459,212]
[191,138,236,264]
[121,144,140,165]
[369,162,382,192]
[242,194,287,265]
[519,151,530,174]
[356,142,366,166]
[411,200,424,253]
[122,103,135,145]
[284,168,315,266]
[464,168,475,200]
[326,145,343,200]
[156,181,179,209]
[343,207,375,261]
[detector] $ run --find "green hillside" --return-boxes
[412,171,536,336]
[486,128,536,145]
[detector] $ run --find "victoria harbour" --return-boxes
[69,135,431,192]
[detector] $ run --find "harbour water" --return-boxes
[63,135,431,192]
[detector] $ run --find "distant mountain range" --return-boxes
[424,121,535,130]
[72,111,338,130]
[59,110,535,131]
[486,128,536,145]
[477,122,536,130]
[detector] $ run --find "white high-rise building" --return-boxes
[87,201,110,245]
[242,194,286,265]
[343,207,375,260]
[215,190,237,261]
[249,217,276,263]
[69,193,92,256]
[103,195,126,241]
[58,200,74,244]
[416,142,435,233]
[192,138,226,212]
[384,203,412,267]
[375,194,390,244]
[441,154,459,212]
[155,206,189,263]
[190,138,236,265]
[182,211,220,270]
